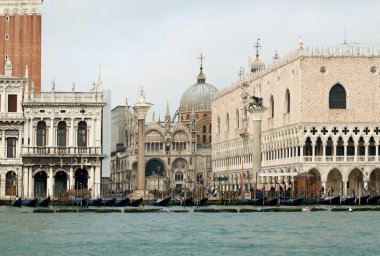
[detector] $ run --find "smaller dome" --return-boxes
[251,57,265,73]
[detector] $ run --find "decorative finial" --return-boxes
[96,65,102,91]
[273,50,279,62]
[25,65,29,79]
[72,82,76,92]
[137,86,146,103]
[152,111,155,122]
[165,102,170,117]
[299,36,304,50]
[238,67,245,80]
[51,77,56,92]
[197,52,206,83]
[254,38,262,59]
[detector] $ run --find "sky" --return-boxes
[42,0,380,118]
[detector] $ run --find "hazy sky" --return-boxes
[42,0,380,118]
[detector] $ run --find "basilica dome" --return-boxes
[180,67,218,113]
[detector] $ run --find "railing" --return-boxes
[336,156,344,162]
[347,156,355,162]
[22,146,102,155]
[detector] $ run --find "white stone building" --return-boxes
[0,62,106,201]
[212,43,380,197]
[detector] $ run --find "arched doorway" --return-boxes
[369,169,380,195]
[145,159,165,177]
[326,169,342,196]
[75,169,88,189]
[34,171,47,197]
[54,171,68,197]
[5,171,17,196]
[347,169,364,196]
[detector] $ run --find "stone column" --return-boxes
[94,166,101,197]
[69,167,74,190]
[48,166,54,197]
[321,180,327,197]
[23,167,28,197]
[364,142,369,162]
[49,118,54,147]
[247,107,266,189]
[342,179,348,197]
[322,142,326,162]
[343,142,348,162]
[69,118,74,147]
[29,167,33,197]
[132,88,152,197]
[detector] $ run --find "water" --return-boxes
[0,206,379,256]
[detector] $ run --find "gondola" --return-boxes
[130,197,143,207]
[367,195,380,205]
[280,197,304,206]
[317,196,340,205]
[73,198,88,207]
[184,197,195,206]
[199,197,208,206]
[38,196,50,207]
[157,197,172,207]
[88,198,102,206]
[101,198,116,207]
[11,197,22,207]
[265,197,278,206]
[340,196,355,205]
[355,195,369,205]
[242,198,263,206]
[115,198,130,207]
[22,198,38,207]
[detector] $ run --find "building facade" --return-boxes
[212,43,380,197]
[0,0,42,92]
[0,62,106,201]
[110,66,216,196]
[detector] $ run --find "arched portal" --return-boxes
[5,171,17,196]
[145,159,165,177]
[54,171,68,197]
[34,171,47,197]
[369,169,380,195]
[326,169,342,196]
[75,169,88,189]
[347,169,364,196]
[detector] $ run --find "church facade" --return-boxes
[110,65,216,195]
[212,43,380,197]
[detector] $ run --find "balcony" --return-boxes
[22,146,102,157]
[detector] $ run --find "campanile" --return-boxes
[0,0,42,92]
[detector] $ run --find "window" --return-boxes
[270,95,274,118]
[202,125,206,133]
[285,89,290,113]
[209,124,211,133]
[6,16,10,22]
[5,34,9,40]
[7,138,16,158]
[37,121,46,146]
[77,121,87,147]
[370,66,377,75]
[5,54,9,60]
[235,109,239,129]
[8,95,17,112]
[203,114,207,118]
[226,113,229,132]
[57,121,67,147]
[5,171,16,196]
[329,84,346,109]
[217,117,220,134]
[202,135,206,143]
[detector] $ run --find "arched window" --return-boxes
[270,95,274,118]
[57,121,67,147]
[285,89,290,113]
[77,121,87,147]
[37,121,46,146]
[202,135,206,143]
[329,84,346,109]
[226,113,229,132]
[5,171,16,196]
[202,125,206,133]
[235,109,239,129]
[217,116,220,134]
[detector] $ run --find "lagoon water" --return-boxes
[0,205,379,256]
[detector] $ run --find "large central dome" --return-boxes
[180,67,218,113]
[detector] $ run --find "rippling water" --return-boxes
[0,206,379,256]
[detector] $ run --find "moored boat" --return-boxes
[73,198,88,206]
[199,197,208,206]
[340,196,355,205]
[22,198,38,207]
[355,195,369,205]
[317,196,340,205]
[184,197,194,206]
[101,198,116,207]
[367,195,380,205]
[265,197,278,206]
[280,197,304,206]
[157,197,171,207]
[115,198,130,207]
[38,196,50,207]
[130,197,143,207]
[11,197,22,207]
[88,198,102,206]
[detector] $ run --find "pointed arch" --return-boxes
[270,95,274,118]
[235,109,239,129]
[329,83,346,109]
[285,89,290,113]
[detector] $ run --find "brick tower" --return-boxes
[0,0,42,92]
